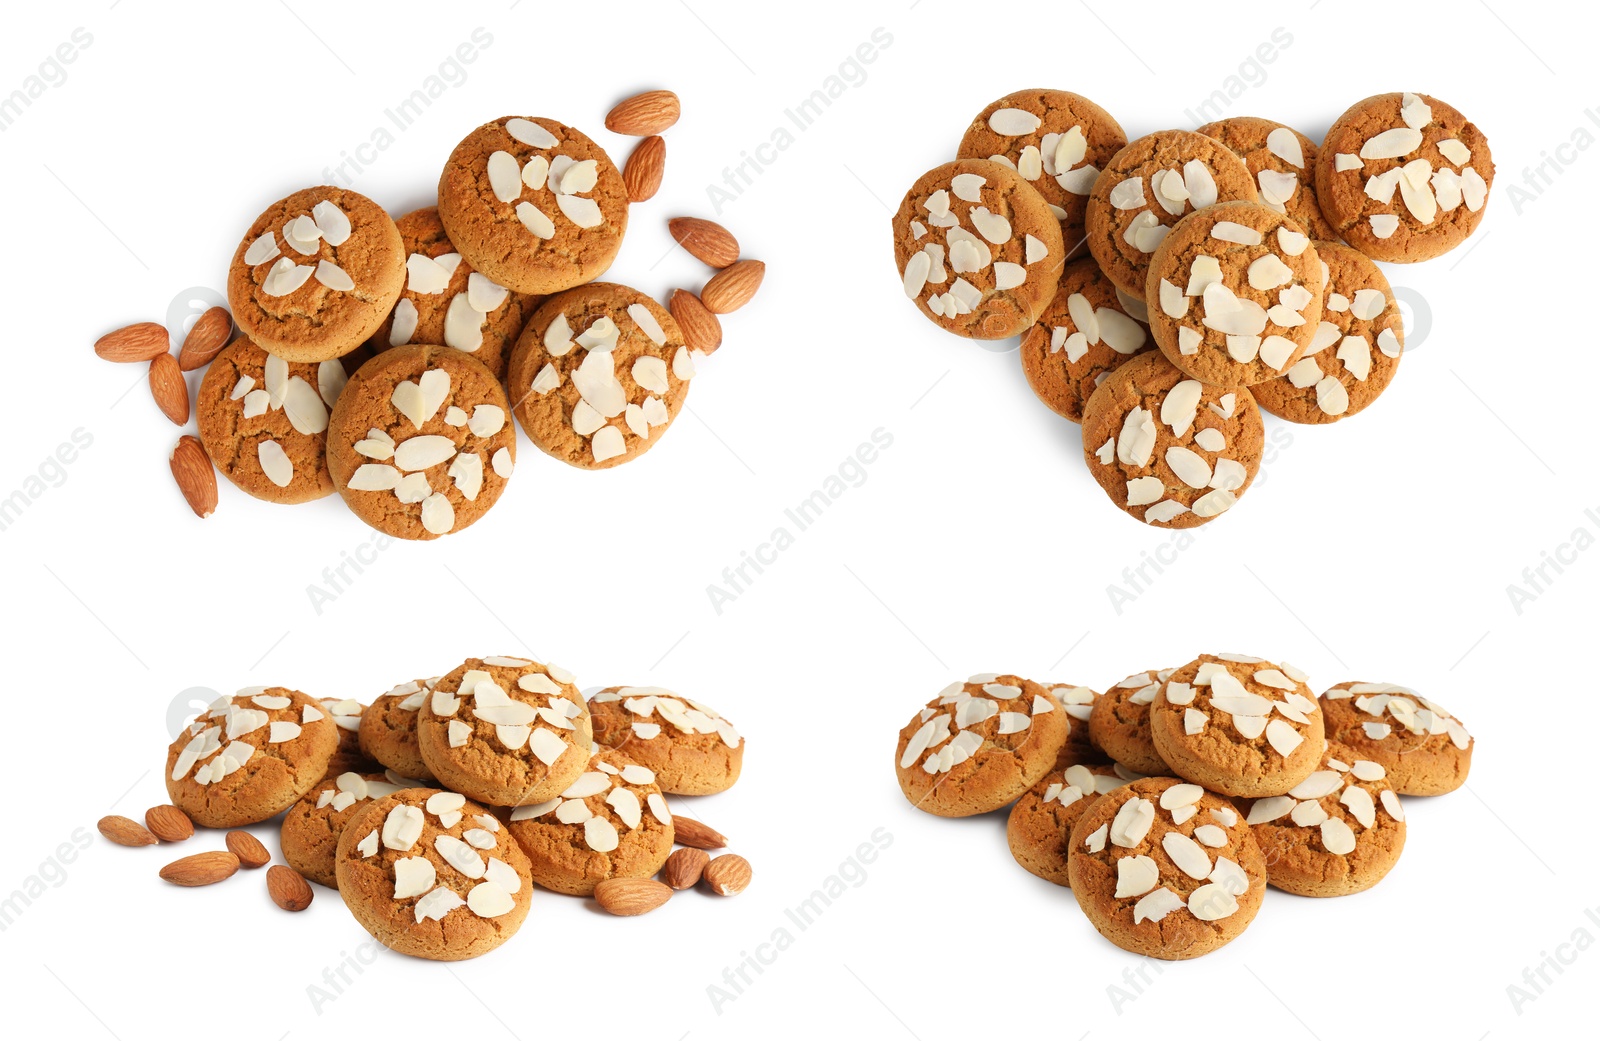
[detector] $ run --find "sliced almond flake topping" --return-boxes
[1116,405,1156,466]
[584,816,620,852]
[1115,855,1160,898]
[1163,831,1212,880]
[505,117,558,149]
[1165,446,1211,490]
[1144,500,1188,524]
[1110,797,1155,847]
[988,107,1041,135]
[1264,127,1304,168]
[1362,127,1424,160]
[1133,887,1185,924]
[243,231,280,266]
[1320,817,1357,855]
[1159,279,1188,319]
[1399,92,1432,130]
[1126,476,1163,507]
[486,150,523,203]
[1183,160,1218,208]
[413,887,465,923]
[950,173,986,202]
[1437,139,1471,165]
[1379,789,1405,821]
[1108,177,1145,210]
[262,258,314,296]
[1193,428,1226,452]
[1369,214,1400,239]
[1193,824,1227,848]
[1188,882,1239,921]
[1178,326,1202,356]
[257,440,293,488]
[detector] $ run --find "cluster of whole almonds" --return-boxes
[98,805,305,910]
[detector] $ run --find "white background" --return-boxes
[1,1,1595,1038]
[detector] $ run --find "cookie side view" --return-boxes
[1318,681,1472,795]
[588,686,743,795]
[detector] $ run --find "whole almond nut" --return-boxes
[623,136,666,203]
[170,436,219,519]
[145,804,194,843]
[661,847,709,890]
[159,850,239,887]
[178,306,232,371]
[94,321,170,363]
[594,877,672,916]
[703,854,752,896]
[671,815,727,850]
[668,217,740,268]
[225,831,271,869]
[669,290,723,355]
[701,260,765,315]
[267,864,314,910]
[97,815,158,847]
[148,353,189,425]
[605,89,680,136]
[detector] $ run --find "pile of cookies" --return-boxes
[100,656,750,961]
[893,654,1474,959]
[93,89,764,539]
[891,89,1494,526]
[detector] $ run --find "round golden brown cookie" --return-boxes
[1244,742,1407,897]
[194,336,354,504]
[1019,258,1152,422]
[955,90,1127,256]
[326,344,516,540]
[335,788,532,961]
[1315,92,1492,263]
[1318,682,1472,795]
[1084,130,1257,297]
[1068,777,1266,960]
[1148,653,1326,798]
[227,186,404,362]
[1081,352,1265,527]
[280,770,412,887]
[1146,200,1324,388]
[1196,117,1336,240]
[437,116,628,295]
[588,686,743,795]
[359,677,443,781]
[894,673,1068,817]
[892,159,1065,339]
[164,686,338,828]
[416,656,593,807]
[1089,669,1176,776]
[1043,683,1101,755]
[370,207,540,381]
[1252,241,1405,423]
[505,747,675,896]
[1007,752,1142,886]
[506,283,692,469]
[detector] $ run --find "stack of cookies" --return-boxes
[892,89,1494,527]
[125,656,747,961]
[893,654,1474,960]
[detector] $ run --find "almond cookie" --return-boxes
[1068,776,1266,960]
[1314,92,1492,262]
[1084,130,1257,298]
[1146,201,1324,388]
[1019,258,1151,423]
[892,159,1065,339]
[195,335,354,504]
[506,283,692,469]
[1088,669,1176,776]
[894,674,1068,817]
[359,677,443,781]
[1081,352,1265,527]
[164,687,338,828]
[317,697,372,776]
[437,116,628,295]
[1148,653,1326,798]
[1046,683,1101,756]
[227,186,405,362]
[1244,742,1406,897]
[955,89,1127,255]
[416,656,593,807]
[280,770,412,887]
[1252,241,1404,423]
[370,207,540,381]
[588,686,743,795]
[506,747,675,895]
[326,344,516,540]
[1007,752,1142,886]
[1196,117,1336,240]
[335,788,533,961]
[1319,682,1472,795]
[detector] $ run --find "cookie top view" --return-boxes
[1196,116,1336,240]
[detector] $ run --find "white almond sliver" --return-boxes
[988,108,1041,135]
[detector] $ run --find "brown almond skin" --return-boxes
[703,854,752,896]
[97,815,158,847]
[160,850,239,887]
[669,217,740,268]
[662,847,709,890]
[594,877,673,916]
[225,831,271,868]
[178,306,233,371]
[145,804,194,843]
[624,136,666,202]
[671,816,727,850]
[170,436,219,519]
[94,321,170,362]
[701,260,764,314]
[669,289,723,355]
[605,90,680,136]
[267,865,314,910]
[148,353,189,425]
